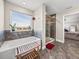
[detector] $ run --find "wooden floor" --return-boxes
[40,39,79,59]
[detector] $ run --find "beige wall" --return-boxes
[56,13,64,43]
[56,8,79,43]
[4,1,33,30]
[0,0,4,31]
[34,4,46,49]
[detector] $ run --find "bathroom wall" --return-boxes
[56,13,64,43]
[0,0,4,46]
[34,4,46,49]
[4,30,33,41]
[0,1,34,59]
[4,1,33,30]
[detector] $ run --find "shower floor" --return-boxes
[46,37,55,44]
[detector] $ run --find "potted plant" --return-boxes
[10,23,16,31]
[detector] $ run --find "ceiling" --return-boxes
[6,0,79,15]
[65,13,79,21]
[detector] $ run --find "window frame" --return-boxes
[10,10,33,31]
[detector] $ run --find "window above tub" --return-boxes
[10,11,33,32]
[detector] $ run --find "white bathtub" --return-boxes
[0,36,41,53]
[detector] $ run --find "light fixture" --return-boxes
[66,6,72,10]
[22,2,26,5]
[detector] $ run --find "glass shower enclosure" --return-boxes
[46,14,56,43]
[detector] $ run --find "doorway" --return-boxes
[64,12,79,41]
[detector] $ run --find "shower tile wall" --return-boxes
[4,30,33,41]
[46,14,56,39]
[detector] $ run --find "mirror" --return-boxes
[10,11,33,31]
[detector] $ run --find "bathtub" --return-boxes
[0,36,41,53]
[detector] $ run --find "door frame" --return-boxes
[63,11,79,42]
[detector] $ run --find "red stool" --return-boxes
[46,43,55,59]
